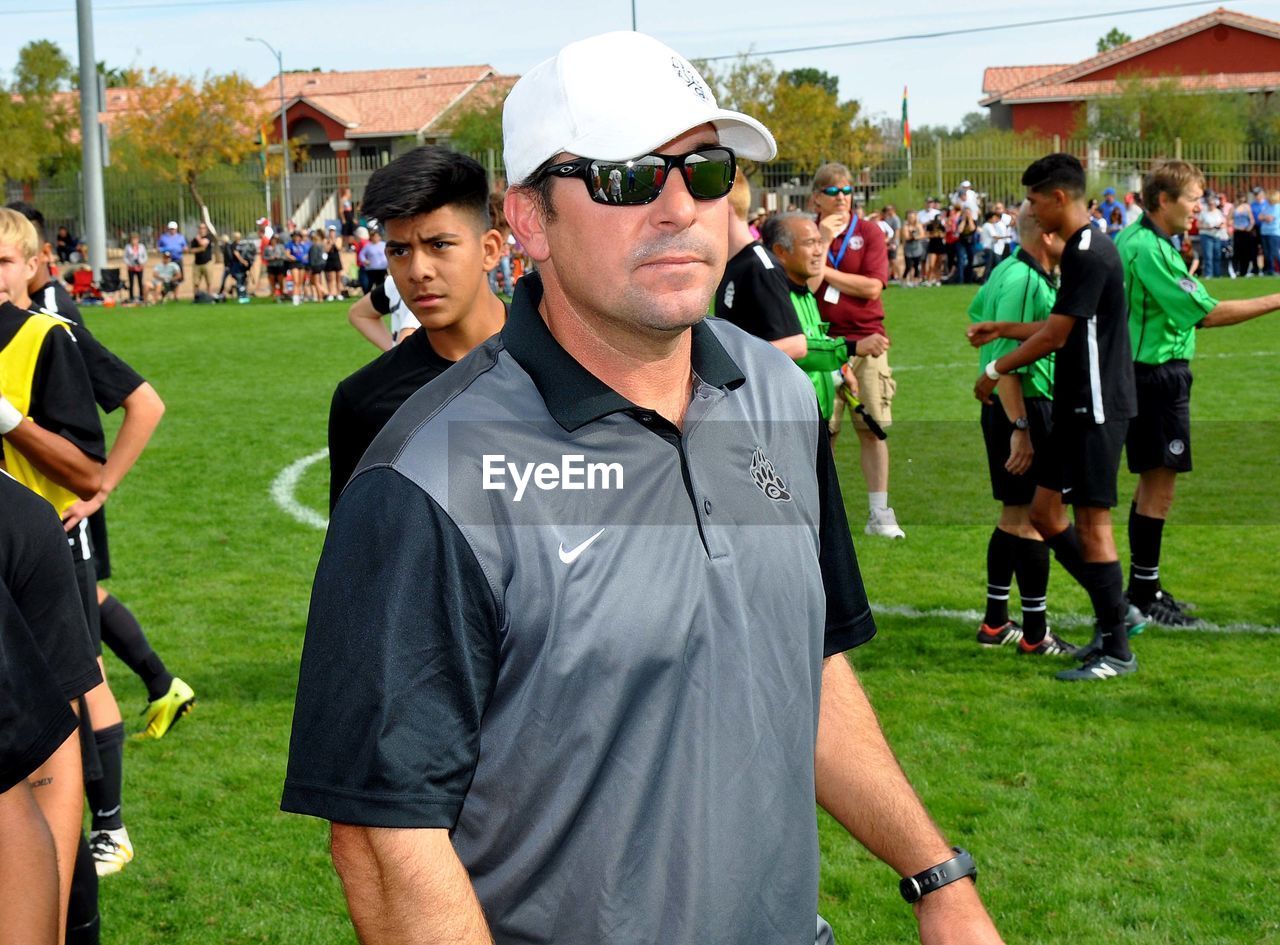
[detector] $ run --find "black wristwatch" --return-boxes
[899,847,978,903]
[1012,416,1029,431]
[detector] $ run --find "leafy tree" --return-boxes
[111,68,267,209]
[1097,28,1133,53]
[694,54,777,126]
[765,77,878,174]
[71,61,142,89]
[0,40,78,183]
[782,68,839,97]
[446,98,504,155]
[1085,75,1246,148]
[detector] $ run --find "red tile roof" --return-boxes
[265,66,502,138]
[981,7,1280,106]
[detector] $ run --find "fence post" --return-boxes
[1175,137,1183,161]
[1053,134,1061,152]
[935,139,943,200]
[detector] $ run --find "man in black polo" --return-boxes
[1115,161,1280,627]
[287,31,1003,945]
[326,146,507,510]
[974,153,1140,682]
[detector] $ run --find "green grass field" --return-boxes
[84,279,1279,944]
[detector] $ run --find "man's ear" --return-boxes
[505,188,550,263]
[480,228,504,272]
[40,241,54,266]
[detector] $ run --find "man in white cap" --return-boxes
[956,180,981,218]
[284,30,1004,945]
[155,222,187,288]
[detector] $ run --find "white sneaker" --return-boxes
[89,826,134,876]
[865,507,906,539]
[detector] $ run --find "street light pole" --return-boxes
[247,37,291,229]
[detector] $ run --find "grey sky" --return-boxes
[2,0,1275,130]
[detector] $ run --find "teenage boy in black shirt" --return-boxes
[973,153,1141,682]
[328,147,507,510]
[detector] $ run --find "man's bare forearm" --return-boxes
[101,383,164,495]
[3,421,102,499]
[994,375,1027,425]
[1201,293,1280,328]
[330,823,492,945]
[815,655,952,874]
[347,295,394,351]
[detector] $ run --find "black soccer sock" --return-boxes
[87,723,125,832]
[100,594,173,701]
[1127,503,1165,606]
[1013,536,1051,645]
[984,527,1017,627]
[1045,523,1090,588]
[67,833,101,945]
[1082,561,1131,661]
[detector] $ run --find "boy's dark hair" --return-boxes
[1021,153,1086,199]
[6,201,47,244]
[361,146,492,231]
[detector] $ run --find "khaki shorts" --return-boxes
[829,350,896,436]
[193,262,212,286]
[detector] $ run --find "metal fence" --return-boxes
[10,139,1279,251]
[758,137,1280,211]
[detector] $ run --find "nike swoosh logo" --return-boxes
[558,528,605,564]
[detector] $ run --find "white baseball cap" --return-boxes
[167,220,178,229]
[503,31,776,186]
[959,180,972,189]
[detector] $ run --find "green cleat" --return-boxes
[140,677,195,739]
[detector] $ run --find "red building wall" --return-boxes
[1079,26,1280,81]
[265,101,346,143]
[1011,102,1077,138]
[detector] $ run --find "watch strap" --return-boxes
[899,847,977,903]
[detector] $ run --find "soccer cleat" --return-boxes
[1017,631,1078,657]
[1136,591,1202,628]
[1055,652,1138,682]
[89,826,134,876]
[140,677,195,740]
[865,507,906,539]
[976,621,1023,647]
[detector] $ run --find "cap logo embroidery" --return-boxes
[723,281,736,309]
[671,57,709,102]
[750,447,791,502]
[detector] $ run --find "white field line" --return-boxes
[267,453,1280,634]
[873,603,1280,635]
[894,350,1276,372]
[270,448,330,531]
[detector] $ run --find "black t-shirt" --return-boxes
[32,280,83,328]
[193,233,214,265]
[714,242,803,342]
[1053,225,1137,424]
[0,577,80,792]
[0,302,107,463]
[0,473,101,702]
[327,329,455,510]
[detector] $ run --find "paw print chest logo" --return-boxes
[750,447,792,502]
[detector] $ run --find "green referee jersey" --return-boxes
[788,279,847,420]
[1114,214,1218,365]
[967,249,1055,399]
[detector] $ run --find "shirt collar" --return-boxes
[1140,212,1175,246]
[501,271,745,433]
[1014,247,1052,282]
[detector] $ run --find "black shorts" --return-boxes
[325,254,344,273]
[268,262,287,276]
[1039,414,1129,508]
[0,606,77,792]
[67,521,101,654]
[89,507,110,580]
[927,237,944,254]
[341,221,355,237]
[982,397,1054,506]
[1126,360,1192,474]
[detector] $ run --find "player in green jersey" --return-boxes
[1114,161,1280,626]
[966,203,1074,656]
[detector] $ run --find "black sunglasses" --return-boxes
[818,185,854,197]
[538,147,737,206]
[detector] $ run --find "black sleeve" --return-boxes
[0,580,79,793]
[1054,242,1105,320]
[369,280,391,315]
[282,467,501,828]
[741,263,803,342]
[28,329,106,462]
[68,325,145,413]
[0,479,101,701]
[327,383,364,513]
[815,420,876,656]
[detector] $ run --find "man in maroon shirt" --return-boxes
[810,163,903,538]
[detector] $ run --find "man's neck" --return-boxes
[1146,210,1179,239]
[538,272,695,430]
[426,288,506,362]
[1058,205,1092,242]
[728,217,755,257]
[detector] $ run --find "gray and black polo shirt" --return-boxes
[284,271,876,945]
